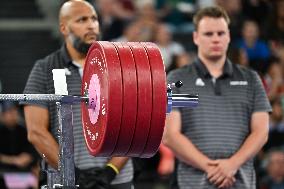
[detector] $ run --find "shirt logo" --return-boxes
[195,78,205,86]
[230,81,248,86]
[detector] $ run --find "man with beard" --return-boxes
[164,6,271,189]
[21,1,133,188]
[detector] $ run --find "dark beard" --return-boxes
[68,32,100,55]
[72,35,92,55]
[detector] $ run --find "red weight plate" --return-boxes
[126,42,153,156]
[140,42,167,158]
[111,42,138,156]
[81,41,123,156]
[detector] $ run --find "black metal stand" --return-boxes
[0,81,198,189]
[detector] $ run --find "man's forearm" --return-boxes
[30,132,59,169]
[230,131,268,169]
[24,106,59,169]
[107,157,129,172]
[164,132,211,172]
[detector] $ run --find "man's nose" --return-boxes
[212,34,220,42]
[87,19,98,30]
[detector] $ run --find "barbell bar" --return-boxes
[0,41,198,158]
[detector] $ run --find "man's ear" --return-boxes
[193,31,198,46]
[228,29,231,43]
[60,22,68,36]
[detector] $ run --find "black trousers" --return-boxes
[99,182,133,189]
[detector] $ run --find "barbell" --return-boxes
[0,41,198,158]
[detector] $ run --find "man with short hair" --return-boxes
[163,6,271,189]
[21,1,133,188]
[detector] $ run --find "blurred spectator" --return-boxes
[166,52,195,73]
[260,148,284,189]
[118,0,135,13]
[112,20,145,42]
[266,0,284,48]
[135,0,158,42]
[236,19,271,74]
[228,47,249,68]
[238,19,271,60]
[94,0,133,40]
[263,98,284,152]
[273,45,284,96]
[114,1,158,43]
[242,0,271,28]
[270,98,284,133]
[273,44,284,66]
[174,52,194,68]
[196,0,216,9]
[153,23,186,71]
[0,102,37,188]
[263,57,283,100]
[216,0,244,40]
[155,0,196,31]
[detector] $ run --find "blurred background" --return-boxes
[0,0,284,188]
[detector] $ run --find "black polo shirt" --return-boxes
[167,58,271,189]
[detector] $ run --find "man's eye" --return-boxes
[77,17,87,22]
[204,32,213,36]
[91,16,98,22]
[218,32,225,36]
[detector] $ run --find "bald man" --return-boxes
[21,1,133,188]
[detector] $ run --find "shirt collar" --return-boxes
[60,44,73,66]
[193,58,233,79]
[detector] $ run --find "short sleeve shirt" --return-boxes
[167,58,271,189]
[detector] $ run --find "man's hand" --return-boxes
[207,159,238,188]
[204,159,234,188]
[158,144,175,176]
